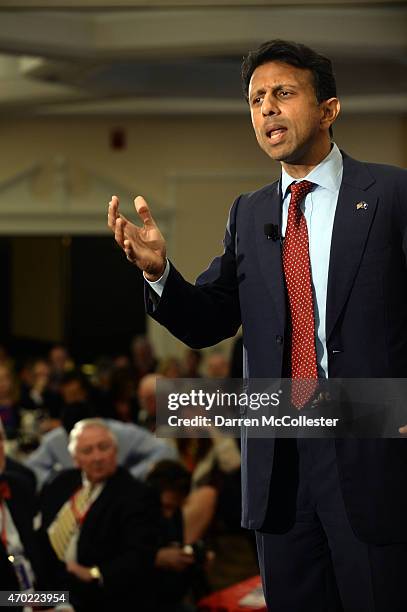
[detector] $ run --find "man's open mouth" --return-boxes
[266,127,287,139]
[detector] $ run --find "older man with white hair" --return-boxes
[39,418,160,612]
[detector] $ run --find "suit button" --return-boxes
[276,335,284,345]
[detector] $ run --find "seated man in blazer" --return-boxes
[39,418,160,612]
[107,40,407,611]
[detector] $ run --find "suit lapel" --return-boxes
[254,181,286,329]
[77,473,117,557]
[326,154,377,342]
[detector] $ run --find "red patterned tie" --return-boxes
[282,181,318,408]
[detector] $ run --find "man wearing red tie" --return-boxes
[108,40,407,611]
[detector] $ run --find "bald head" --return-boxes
[138,373,163,415]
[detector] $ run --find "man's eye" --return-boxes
[98,442,112,451]
[252,97,262,106]
[279,91,291,97]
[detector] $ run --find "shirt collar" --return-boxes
[81,473,104,492]
[281,142,343,199]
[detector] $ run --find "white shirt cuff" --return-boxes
[143,259,170,298]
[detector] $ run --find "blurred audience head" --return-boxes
[138,373,164,417]
[60,370,89,405]
[60,371,96,433]
[31,358,51,390]
[49,344,70,373]
[147,460,191,518]
[93,358,114,392]
[0,344,12,368]
[130,335,157,377]
[0,364,19,403]
[183,349,202,377]
[159,356,182,378]
[205,352,229,379]
[113,354,131,370]
[68,418,118,484]
[110,367,137,422]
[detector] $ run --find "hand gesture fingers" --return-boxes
[107,194,166,279]
[107,195,120,230]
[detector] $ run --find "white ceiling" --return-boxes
[0,1,405,116]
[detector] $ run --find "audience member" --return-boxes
[92,357,114,394]
[113,353,131,370]
[130,335,157,381]
[137,373,164,432]
[39,419,160,612]
[147,460,213,611]
[1,418,37,496]
[0,344,14,369]
[159,356,183,378]
[108,366,139,423]
[0,364,22,440]
[0,419,42,604]
[59,371,91,407]
[205,352,229,379]
[182,349,202,378]
[48,344,73,392]
[19,358,62,435]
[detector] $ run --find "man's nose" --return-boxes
[262,93,278,116]
[90,449,104,462]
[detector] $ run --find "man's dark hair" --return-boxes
[60,370,90,391]
[146,460,191,497]
[241,40,337,137]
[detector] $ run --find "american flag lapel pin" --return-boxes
[356,201,368,210]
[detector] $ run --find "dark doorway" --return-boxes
[69,236,146,362]
[0,236,146,364]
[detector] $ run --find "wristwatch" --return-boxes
[89,566,102,583]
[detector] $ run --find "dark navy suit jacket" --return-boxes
[147,152,407,544]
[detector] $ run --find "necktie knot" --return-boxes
[289,180,314,206]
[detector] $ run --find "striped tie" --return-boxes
[47,485,91,562]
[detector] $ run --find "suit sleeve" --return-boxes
[145,196,242,348]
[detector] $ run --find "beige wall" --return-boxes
[1,113,406,357]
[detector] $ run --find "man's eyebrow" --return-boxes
[250,83,299,99]
[272,83,298,93]
[250,87,266,99]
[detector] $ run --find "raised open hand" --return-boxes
[108,195,167,281]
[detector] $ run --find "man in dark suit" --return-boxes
[39,418,160,612]
[108,40,407,611]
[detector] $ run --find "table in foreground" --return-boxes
[197,575,266,612]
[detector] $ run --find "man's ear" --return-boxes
[320,97,340,131]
